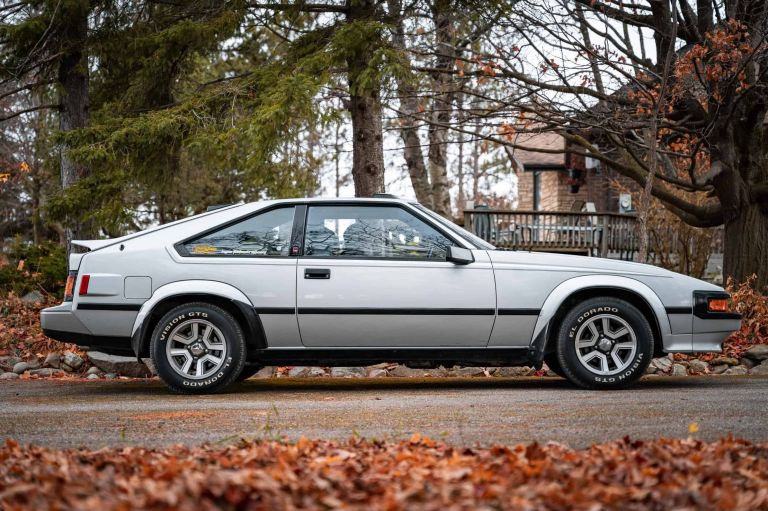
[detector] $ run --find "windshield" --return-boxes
[413,204,496,250]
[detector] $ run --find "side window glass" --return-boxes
[183,207,295,256]
[305,205,452,260]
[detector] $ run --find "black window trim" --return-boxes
[174,200,473,260]
[297,201,465,262]
[174,203,299,259]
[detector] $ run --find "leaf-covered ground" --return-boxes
[1,436,767,510]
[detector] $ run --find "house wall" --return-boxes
[515,162,641,212]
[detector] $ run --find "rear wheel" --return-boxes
[556,297,653,389]
[543,353,567,378]
[150,302,246,394]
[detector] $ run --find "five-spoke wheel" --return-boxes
[555,297,653,389]
[165,319,228,380]
[151,302,246,394]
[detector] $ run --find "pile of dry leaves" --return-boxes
[0,293,90,374]
[1,435,767,510]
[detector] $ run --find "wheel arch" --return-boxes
[130,281,265,358]
[529,276,670,363]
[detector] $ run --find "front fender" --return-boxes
[130,280,253,356]
[530,275,683,354]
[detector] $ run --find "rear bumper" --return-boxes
[41,303,133,356]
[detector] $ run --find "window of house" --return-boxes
[304,205,452,260]
[182,207,295,256]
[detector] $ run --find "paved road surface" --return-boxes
[1,376,766,449]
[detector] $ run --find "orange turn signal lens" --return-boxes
[707,298,729,312]
[64,275,75,301]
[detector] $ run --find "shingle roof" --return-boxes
[507,132,566,168]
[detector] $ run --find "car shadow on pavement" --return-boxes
[6,375,760,400]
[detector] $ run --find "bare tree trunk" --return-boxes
[388,0,431,206]
[723,202,768,289]
[346,0,385,197]
[427,0,455,216]
[58,2,90,255]
[456,92,465,213]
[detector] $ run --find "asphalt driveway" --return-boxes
[1,375,766,449]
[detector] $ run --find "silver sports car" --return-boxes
[41,196,741,393]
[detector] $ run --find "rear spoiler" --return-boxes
[71,239,122,251]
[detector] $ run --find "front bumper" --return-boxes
[41,303,133,356]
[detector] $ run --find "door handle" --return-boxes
[304,268,331,279]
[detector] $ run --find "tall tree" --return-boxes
[432,0,768,287]
[1,0,95,253]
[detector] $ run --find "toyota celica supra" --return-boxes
[40,196,741,393]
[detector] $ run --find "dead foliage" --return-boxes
[0,292,89,375]
[725,275,768,357]
[1,436,767,510]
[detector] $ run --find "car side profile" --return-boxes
[41,196,741,393]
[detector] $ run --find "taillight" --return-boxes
[64,271,77,302]
[78,274,90,295]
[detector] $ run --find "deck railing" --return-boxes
[463,209,724,259]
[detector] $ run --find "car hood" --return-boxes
[487,250,721,289]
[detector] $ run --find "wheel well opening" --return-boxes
[137,294,261,357]
[545,287,663,357]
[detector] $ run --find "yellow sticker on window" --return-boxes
[190,245,218,254]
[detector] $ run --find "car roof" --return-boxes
[73,196,421,251]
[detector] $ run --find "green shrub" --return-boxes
[0,240,67,297]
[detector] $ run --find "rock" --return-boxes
[688,359,708,374]
[13,361,39,374]
[750,361,768,376]
[644,365,657,375]
[367,368,388,378]
[43,352,61,369]
[29,368,64,377]
[252,367,275,379]
[743,345,768,362]
[141,358,157,376]
[62,351,84,371]
[86,373,100,380]
[389,365,426,378]
[496,366,534,377]
[288,366,310,378]
[740,357,756,369]
[0,356,22,371]
[711,356,739,367]
[60,363,74,372]
[710,364,729,375]
[87,351,151,378]
[724,366,748,376]
[307,367,327,377]
[671,364,687,376]
[104,373,118,379]
[86,366,103,376]
[454,367,486,377]
[21,290,44,304]
[0,372,20,380]
[650,357,673,374]
[330,367,366,378]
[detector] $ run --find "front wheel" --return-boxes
[150,302,247,394]
[555,297,653,389]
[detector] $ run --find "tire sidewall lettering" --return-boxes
[159,311,209,342]
[568,307,619,339]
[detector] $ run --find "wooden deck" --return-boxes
[463,209,723,260]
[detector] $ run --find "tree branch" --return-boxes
[0,103,58,122]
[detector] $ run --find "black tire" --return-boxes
[556,297,653,390]
[543,353,567,378]
[237,364,264,382]
[150,302,247,394]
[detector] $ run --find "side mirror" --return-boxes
[446,246,474,265]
